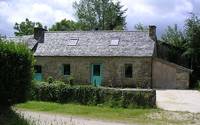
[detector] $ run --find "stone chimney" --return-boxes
[149,25,157,41]
[34,27,47,43]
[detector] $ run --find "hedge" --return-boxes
[31,82,156,108]
[0,39,34,106]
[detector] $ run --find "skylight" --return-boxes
[110,38,119,46]
[68,38,79,46]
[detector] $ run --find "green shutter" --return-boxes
[59,64,64,75]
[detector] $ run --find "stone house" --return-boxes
[7,26,192,89]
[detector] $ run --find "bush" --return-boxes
[197,81,200,90]
[31,82,156,108]
[47,76,54,84]
[0,39,34,106]
[0,107,32,125]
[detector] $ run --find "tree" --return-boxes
[14,18,45,36]
[73,0,127,30]
[184,14,200,86]
[161,24,186,48]
[0,39,34,106]
[134,23,148,31]
[161,14,200,87]
[49,19,80,31]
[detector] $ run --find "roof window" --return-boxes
[68,38,79,46]
[110,38,119,46]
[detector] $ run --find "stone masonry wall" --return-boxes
[35,56,152,88]
[152,58,190,89]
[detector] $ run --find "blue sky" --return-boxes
[0,0,200,37]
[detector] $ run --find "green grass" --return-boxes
[16,101,154,123]
[15,101,199,125]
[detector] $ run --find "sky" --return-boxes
[0,0,200,37]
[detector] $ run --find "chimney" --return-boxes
[149,25,157,41]
[34,27,47,43]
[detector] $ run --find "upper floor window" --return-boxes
[68,38,78,46]
[110,38,119,46]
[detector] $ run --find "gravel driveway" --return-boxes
[156,90,200,113]
[16,110,133,125]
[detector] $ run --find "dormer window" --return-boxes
[68,38,78,46]
[110,38,119,46]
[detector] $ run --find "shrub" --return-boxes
[47,76,54,84]
[197,80,200,90]
[63,75,74,85]
[0,39,34,106]
[0,107,32,125]
[31,82,156,108]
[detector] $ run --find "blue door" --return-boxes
[91,64,102,86]
[34,65,42,81]
[34,73,42,81]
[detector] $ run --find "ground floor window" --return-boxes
[125,64,133,78]
[34,65,42,81]
[93,64,101,76]
[63,64,70,75]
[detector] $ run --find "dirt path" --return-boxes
[15,108,200,125]
[16,110,133,125]
[156,90,200,113]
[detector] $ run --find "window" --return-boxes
[125,64,132,78]
[110,38,119,46]
[63,64,70,75]
[93,64,100,76]
[68,38,78,46]
[34,65,42,73]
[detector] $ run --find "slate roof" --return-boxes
[34,31,155,57]
[6,35,37,49]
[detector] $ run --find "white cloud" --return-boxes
[0,0,199,37]
[0,0,75,36]
[121,0,195,36]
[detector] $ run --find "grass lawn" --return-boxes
[15,101,200,125]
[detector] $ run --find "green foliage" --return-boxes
[196,81,200,90]
[134,23,148,31]
[184,14,200,87]
[0,108,32,125]
[47,76,54,84]
[14,18,46,36]
[73,0,127,30]
[49,19,81,31]
[161,14,200,87]
[31,82,156,108]
[0,39,34,106]
[161,24,186,48]
[184,14,200,59]
[66,75,74,86]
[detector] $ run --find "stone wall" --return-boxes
[35,56,152,88]
[152,58,190,89]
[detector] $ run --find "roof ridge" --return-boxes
[45,30,148,33]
